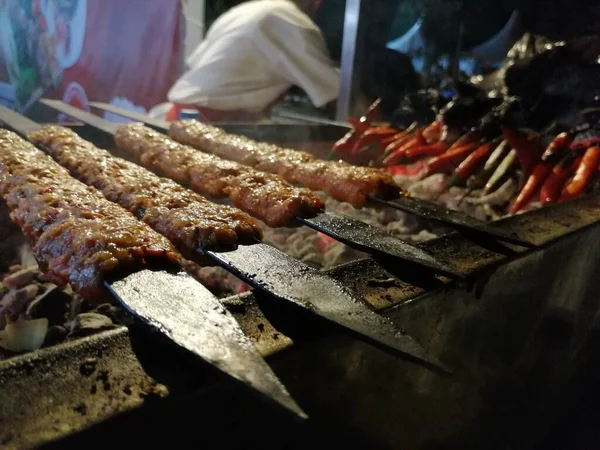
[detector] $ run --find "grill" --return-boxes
[1,103,600,449]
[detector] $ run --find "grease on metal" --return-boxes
[106,269,306,418]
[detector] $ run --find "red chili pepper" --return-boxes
[442,143,493,191]
[404,143,447,160]
[347,117,371,134]
[541,132,573,164]
[447,129,480,151]
[560,146,600,201]
[509,164,553,214]
[332,129,359,155]
[382,131,408,147]
[455,143,493,180]
[540,155,582,204]
[509,132,573,213]
[362,98,381,124]
[386,160,427,177]
[350,126,398,154]
[383,134,424,165]
[382,134,413,157]
[501,126,542,178]
[423,143,478,176]
[422,121,442,143]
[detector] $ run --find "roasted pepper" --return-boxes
[444,142,494,191]
[541,132,573,164]
[351,126,398,154]
[447,128,480,151]
[501,126,542,178]
[423,143,477,176]
[422,121,442,143]
[404,143,448,160]
[347,117,371,134]
[332,129,356,153]
[382,131,409,147]
[484,149,517,195]
[560,146,600,201]
[540,154,582,204]
[383,131,426,165]
[362,98,381,124]
[509,132,573,213]
[468,140,510,189]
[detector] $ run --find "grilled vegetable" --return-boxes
[404,143,447,160]
[383,132,425,165]
[509,132,573,213]
[422,121,442,143]
[423,143,477,176]
[560,146,600,201]
[444,142,493,191]
[484,149,517,195]
[540,154,582,204]
[501,126,541,178]
[351,126,398,154]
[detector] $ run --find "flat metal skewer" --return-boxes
[107,270,306,418]
[88,101,535,249]
[369,195,535,248]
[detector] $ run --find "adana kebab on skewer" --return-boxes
[0,130,181,297]
[32,125,459,277]
[29,125,262,254]
[168,120,399,208]
[115,124,324,228]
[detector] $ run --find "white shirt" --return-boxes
[168,0,340,111]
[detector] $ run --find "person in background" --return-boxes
[164,0,339,123]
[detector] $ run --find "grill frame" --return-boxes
[2,124,600,448]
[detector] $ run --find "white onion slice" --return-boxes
[0,318,49,352]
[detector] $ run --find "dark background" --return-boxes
[206,0,600,63]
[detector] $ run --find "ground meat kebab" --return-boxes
[114,123,325,227]
[29,125,263,255]
[0,130,181,298]
[168,120,399,207]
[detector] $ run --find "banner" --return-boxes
[0,0,182,121]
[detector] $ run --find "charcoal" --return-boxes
[3,268,37,290]
[43,325,68,346]
[67,312,117,338]
[0,284,40,317]
[93,303,132,325]
[26,285,71,326]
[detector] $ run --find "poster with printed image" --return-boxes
[0,0,87,111]
[0,0,182,121]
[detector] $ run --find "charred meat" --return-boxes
[0,130,180,298]
[168,120,398,208]
[29,125,263,254]
[115,123,325,227]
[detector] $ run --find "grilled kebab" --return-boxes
[168,120,399,207]
[0,130,181,297]
[114,123,325,227]
[29,126,262,255]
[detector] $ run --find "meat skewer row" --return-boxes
[28,125,263,255]
[115,124,324,228]
[168,120,399,208]
[0,130,181,298]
